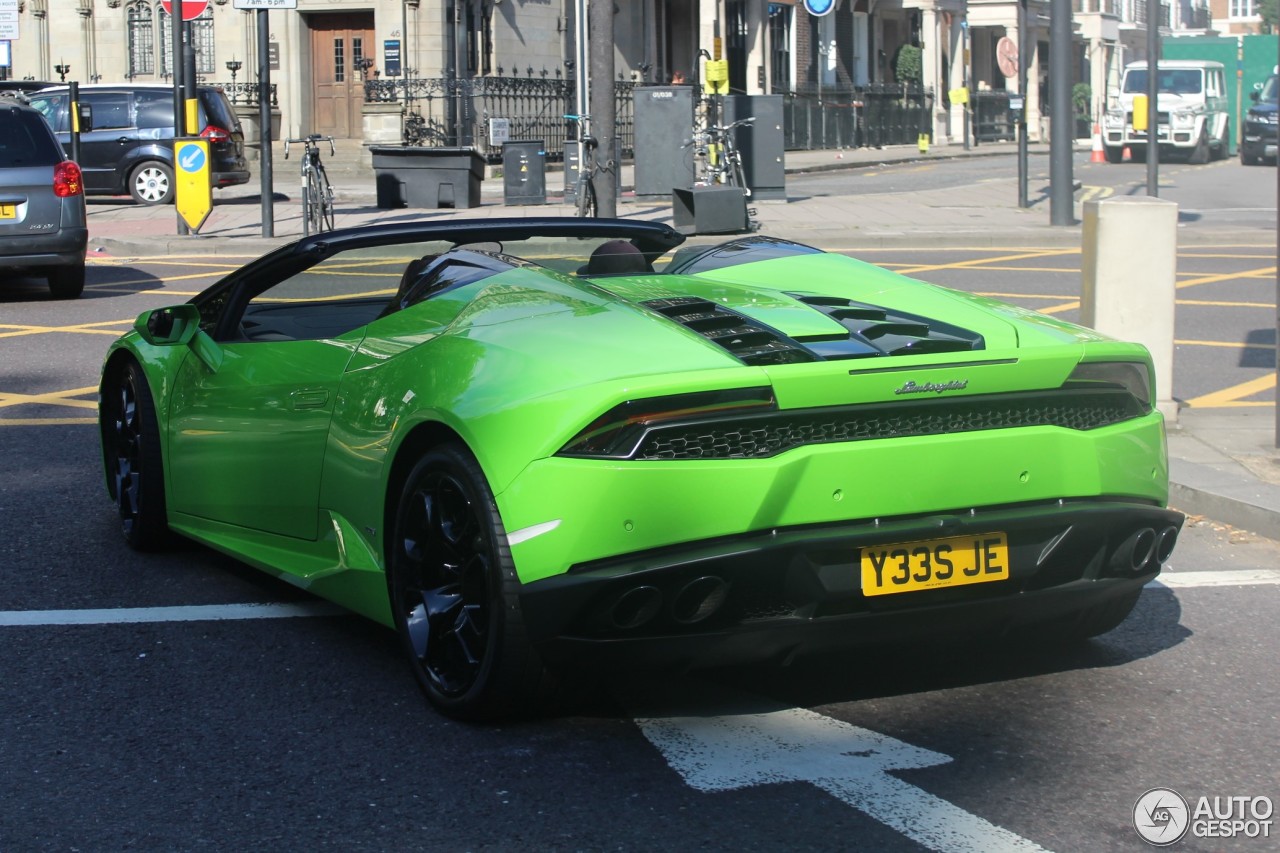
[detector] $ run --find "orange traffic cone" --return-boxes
[1090,124,1106,163]
[1122,145,1131,161]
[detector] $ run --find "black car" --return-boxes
[1241,74,1278,166]
[26,84,250,204]
[0,97,88,298]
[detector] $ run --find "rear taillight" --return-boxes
[54,161,83,198]
[201,125,232,143]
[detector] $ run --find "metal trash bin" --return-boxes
[371,146,485,210]
[502,140,546,206]
[672,186,748,235]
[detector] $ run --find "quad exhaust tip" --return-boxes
[609,585,663,631]
[1111,528,1157,573]
[1156,525,1179,564]
[671,576,730,625]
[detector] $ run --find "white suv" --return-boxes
[1102,60,1230,164]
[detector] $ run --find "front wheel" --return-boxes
[576,176,597,218]
[1103,145,1124,164]
[386,443,553,720]
[129,161,174,205]
[1187,128,1210,165]
[99,359,170,550]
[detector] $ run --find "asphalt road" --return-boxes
[2,244,1279,851]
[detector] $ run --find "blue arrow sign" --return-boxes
[179,145,207,173]
[803,0,836,16]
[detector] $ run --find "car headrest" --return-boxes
[585,240,651,276]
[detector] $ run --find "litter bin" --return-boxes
[371,146,485,209]
[502,140,546,205]
[672,186,748,235]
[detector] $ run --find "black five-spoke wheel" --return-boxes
[101,359,169,550]
[388,443,551,720]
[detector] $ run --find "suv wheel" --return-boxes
[47,263,85,299]
[130,161,174,205]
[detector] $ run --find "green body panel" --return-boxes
[103,239,1171,620]
[497,411,1169,583]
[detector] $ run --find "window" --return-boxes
[83,92,132,130]
[769,4,793,93]
[334,38,346,82]
[127,2,155,77]
[193,7,216,74]
[1229,0,1256,16]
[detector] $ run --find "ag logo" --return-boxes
[1134,788,1190,846]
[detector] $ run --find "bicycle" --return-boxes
[690,116,754,197]
[284,134,336,236]
[563,113,599,218]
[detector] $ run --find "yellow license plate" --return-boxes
[0,204,15,220]
[861,532,1009,597]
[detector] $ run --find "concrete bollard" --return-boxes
[1080,195,1179,423]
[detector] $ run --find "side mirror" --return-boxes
[134,305,222,372]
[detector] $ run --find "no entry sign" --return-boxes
[161,0,209,21]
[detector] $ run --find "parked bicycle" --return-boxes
[285,134,336,236]
[689,116,754,197]
[563,113,599,218]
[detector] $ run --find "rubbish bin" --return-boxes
[371,146,485,210]
[502,140,546,205]
[672,186,748,235]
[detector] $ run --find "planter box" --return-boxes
[370,146,485,209]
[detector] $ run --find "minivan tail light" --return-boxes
[201,125,232,143]
[53,161,83,198]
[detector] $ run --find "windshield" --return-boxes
[1259,75,1279,103]
[1123,68,1204,95]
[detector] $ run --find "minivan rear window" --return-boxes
[201,89,241,132]
[0,108,62,168]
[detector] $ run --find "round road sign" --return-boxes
[161,0,209,22]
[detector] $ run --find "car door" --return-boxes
[165,258,385,541]
[78,90,136,194]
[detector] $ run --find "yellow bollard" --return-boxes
[1132,94,1148,131]
[917,133,930,154]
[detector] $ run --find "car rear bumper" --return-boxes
[518,499,1183,670]
[214,169,251,188]
[0,226,88,267]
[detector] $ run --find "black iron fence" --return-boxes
[363,76,948,156]
[214,82,279,108]
[782,84,934,150]
[364,75,634,163]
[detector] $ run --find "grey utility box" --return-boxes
[722,94,786,201]
[633,85,697,199]
[502,140,546,205]
[673,186,748,235]
[371,146,485,209]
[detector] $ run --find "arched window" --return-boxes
[127,2,155,77]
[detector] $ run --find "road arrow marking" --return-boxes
[629,684,1049,853]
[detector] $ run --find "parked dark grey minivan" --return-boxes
[0,97,88,298]
[27,84,250,205]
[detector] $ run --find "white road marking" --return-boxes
[632,686,1049,853]
[1149,569,1280,588]
[0,601,347,627]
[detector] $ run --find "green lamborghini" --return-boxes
[98,218,1183,719]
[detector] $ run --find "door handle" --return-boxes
[290,389,330,410]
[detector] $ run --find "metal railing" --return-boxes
[364,74,634,162]
[213,81,279,108]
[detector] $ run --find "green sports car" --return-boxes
[99,218,1183,719]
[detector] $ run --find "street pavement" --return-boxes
[80,139,1280,542]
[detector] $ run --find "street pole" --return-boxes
[257,10,274,238]
[171,3,187,236]
[1049,0,1073,225]
[1145,1,1159,197]
[588,0,616,217]
[1017,0,1028,208]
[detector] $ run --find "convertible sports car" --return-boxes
[99,218,1183,719]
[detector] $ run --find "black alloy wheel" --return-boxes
[101,359,170,550]
[387,443,552,720]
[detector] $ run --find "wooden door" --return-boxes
[310,13,375,139]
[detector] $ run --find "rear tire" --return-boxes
[100,358,171,550]
[129,161,175,205]
[1187,128,1210,165]
[47,263,85,299]
[386,443,555,720]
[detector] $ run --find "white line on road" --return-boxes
[0,601,347,627]
[1149,569,1280,588]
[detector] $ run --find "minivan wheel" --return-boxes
[130,161,175,205]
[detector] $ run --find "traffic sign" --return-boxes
[161,0,209,21]
[174,138,212,233]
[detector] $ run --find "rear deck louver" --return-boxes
[788,294,984,358]
[642,297,817,366]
